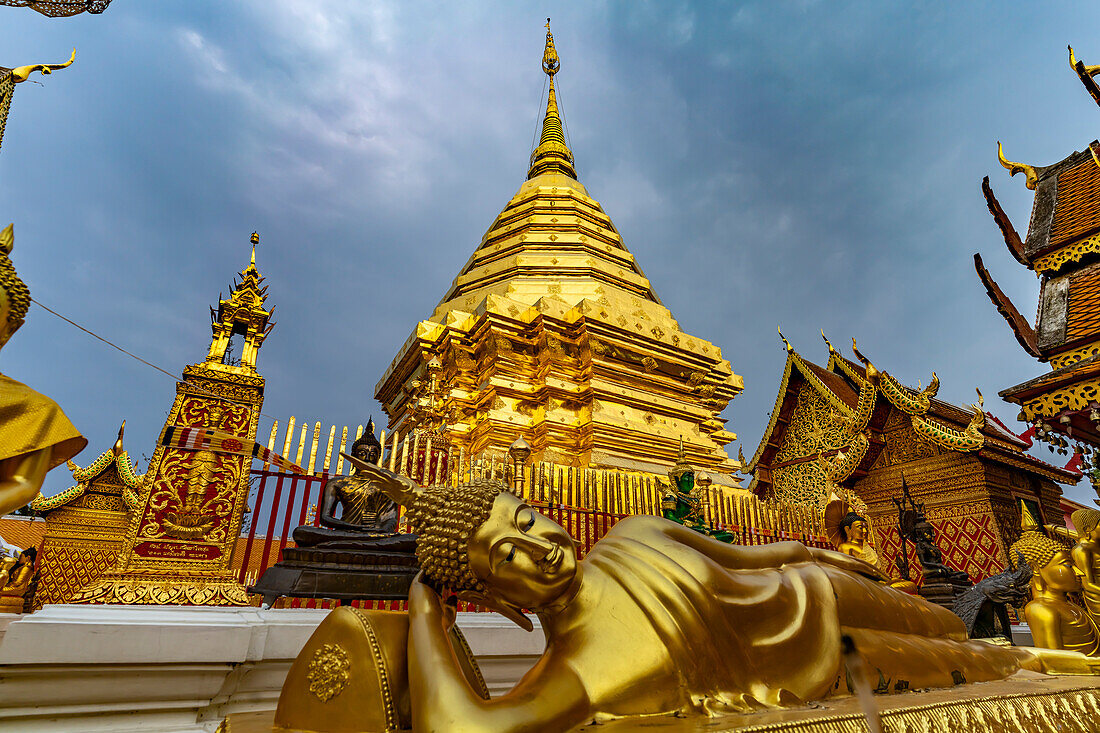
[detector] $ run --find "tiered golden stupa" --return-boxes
[375,23,743,477]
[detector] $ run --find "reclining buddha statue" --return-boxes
[327,456,1096,732]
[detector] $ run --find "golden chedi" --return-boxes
[0,223,86,518]
[374,23,742,478]
[1012,502,1099,657]
[337,454,1095,732]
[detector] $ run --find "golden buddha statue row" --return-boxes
[1012,503,1100,657]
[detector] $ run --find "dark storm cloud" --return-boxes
[1,1,1097,504]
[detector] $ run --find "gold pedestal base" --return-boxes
[68,570,252,606]
[219,671,1100,733]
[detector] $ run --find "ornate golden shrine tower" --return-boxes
[71,233,273,605]
[375,25,743,476]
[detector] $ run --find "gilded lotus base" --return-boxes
[68,571,253,606]
[218,672,1100,733]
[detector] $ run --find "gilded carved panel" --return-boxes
[774,384,850,463]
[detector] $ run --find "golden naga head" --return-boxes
[10,49,75,84]
[0,224,30,346]
[342,454,578,630]
[997,141,1039,190]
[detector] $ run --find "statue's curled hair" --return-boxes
[1072,508,1100,537]
[406,479,504,595]
[1009,531,1063,573]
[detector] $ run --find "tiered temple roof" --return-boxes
[748,335,1075,504]
[747,335,1074,582]
[375,25,743,477]
[976,47,1100,458]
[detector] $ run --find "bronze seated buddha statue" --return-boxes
[291,422,412,551]
[249,420,417,606]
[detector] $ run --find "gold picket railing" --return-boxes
[251,418,831,552]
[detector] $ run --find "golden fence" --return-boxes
[255,417,831,553]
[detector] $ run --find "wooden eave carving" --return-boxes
[973,253,1041,357]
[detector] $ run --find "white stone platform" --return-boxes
[0,605,543,733]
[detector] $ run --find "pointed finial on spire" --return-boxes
[250,231,259,266]
[543,18,560,77]
[113,420,126,457]
[528,20,576,179]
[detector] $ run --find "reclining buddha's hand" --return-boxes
[339,453,420,505]
[808,546,889,582]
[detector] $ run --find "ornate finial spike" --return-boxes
[543,18,559,77]
[249,231,259,265]
[113,420,126,457]
[678,435,686,461]
[821,329,835,354]
[1070,44,1077,68]
[975,387,984,408]
[0,224,12,256]
[997,141,1038,190]
[778,326,793,353]
[11,49,75,84]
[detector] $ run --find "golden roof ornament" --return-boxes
[0,1,109,16]
[542,18,560,77]
[778,325,793,353]
[528,18,576,180]
[112,420,125,458]
[9,49,75,83]
[997,141,1038,190]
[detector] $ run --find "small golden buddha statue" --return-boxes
[1070,507,1100,635]
[0,546,35,613]
[0,224,86,518]
[824,493,916,594]
[337,455,1089,731]
[1012,525,1099,657]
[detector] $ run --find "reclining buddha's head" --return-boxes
[344,454,578,628]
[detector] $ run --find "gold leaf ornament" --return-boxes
[307,643,351,703]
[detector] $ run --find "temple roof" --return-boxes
[748,338,1077,495]
[29,424,144,513]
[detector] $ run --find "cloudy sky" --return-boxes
[3,1,1099,505]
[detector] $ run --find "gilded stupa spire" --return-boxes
[528,19,576,180]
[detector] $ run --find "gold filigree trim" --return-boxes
[67,576,252,606]
[306,643,351,703]
[1049,340,1100,369]
[911,407,985,453]
[1034,230,1100,274]
[877,370,938,416]
[1018,378,1100,422]
[351,609,397,726]
[824,432,869,483]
